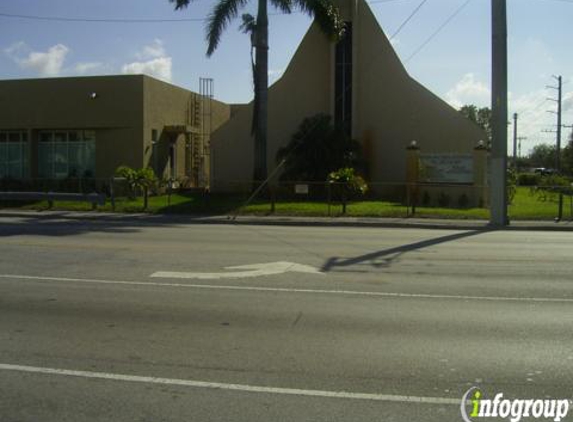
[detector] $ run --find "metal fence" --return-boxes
[1,177,572,220]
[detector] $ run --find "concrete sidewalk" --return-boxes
[1,209,573,231]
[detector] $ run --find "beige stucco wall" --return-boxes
[0,75,144,178]
[142,76,230,183]
[351,0,485,183]
[210,0,486,191]
[0,75,231,182]
[211,23,333,191]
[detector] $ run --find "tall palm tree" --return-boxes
[170,0,344,184]
[239,13,258,138]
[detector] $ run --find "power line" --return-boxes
[0,1,409,24]
[389,0,429,40]
[0,11,253,23]
[0,12,206,23]
[404,0,472,63]
[514,97,548,116]
[1,0,571,24]
[535,0,573,3]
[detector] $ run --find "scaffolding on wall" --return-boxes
[192,77,213,188]
[182,78,214,189]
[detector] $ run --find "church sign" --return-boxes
[419,153,473,184]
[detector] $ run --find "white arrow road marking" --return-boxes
[150,261,324,280]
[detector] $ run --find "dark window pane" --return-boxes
[335,22,353,137]
[40,132,53,142]
[68,131,81,142]
[54,132,66,143]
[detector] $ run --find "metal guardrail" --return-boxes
[0,191,106,209]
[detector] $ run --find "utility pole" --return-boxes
[517,136,527,162]
[490,0,508,227]
[512,113,518,168]
[547,75,563,220]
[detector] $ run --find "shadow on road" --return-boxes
[321,230,491,272]
[0,212,212,238]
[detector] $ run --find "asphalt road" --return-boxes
[1,215,572,421]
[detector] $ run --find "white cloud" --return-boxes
[4,41,26,57]
[445,73,490,109]
[122,40,172,82]
[5,42,69,77]
[122,57,172,82]
[563,91,573,113]
[74,62,104,75]
[138,39,166,60]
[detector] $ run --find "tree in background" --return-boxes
[528,143,556,170]
[562,130,573,175]
[276,114,364,182]
[170,0,344,185]
[459,105,492,141]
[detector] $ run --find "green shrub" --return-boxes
[507,168,518,205]
[536,174,572,198]
[458,194,470,209]
[115,166,158,209]
[437,192,450,207]
[327,168,368,195]
[518,173,540,186]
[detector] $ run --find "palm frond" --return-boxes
[270,0,293,15]
[206,0,249,56]
[239,13,256,34]
[293,0,345,41]
[170,0,194,10]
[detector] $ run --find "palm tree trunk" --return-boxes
[253,0,268,185]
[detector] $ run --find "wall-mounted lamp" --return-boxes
[407,140,419,150]
[89,92,98,100]
[475,139,488,150]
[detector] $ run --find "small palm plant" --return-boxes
[115,166,157,210]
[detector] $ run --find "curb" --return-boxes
[1,209,573,231]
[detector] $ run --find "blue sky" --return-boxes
[1,0,572,153]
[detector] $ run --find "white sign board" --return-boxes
[295,184,309,195]
[420,153,473,184]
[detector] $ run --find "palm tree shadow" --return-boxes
[321,230,492,272]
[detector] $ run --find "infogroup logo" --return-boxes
[461,387,570,422]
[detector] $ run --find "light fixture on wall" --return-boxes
[89,92,98,100]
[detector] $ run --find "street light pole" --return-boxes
[490,0,508,227]
[555,75,563,221]
[512,113,518,169]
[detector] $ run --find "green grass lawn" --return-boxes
[509,186,571,220]
[2,187,571,220]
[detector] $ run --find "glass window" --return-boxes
[37,130,96,179]
[68,131,81,142]
[8,132,21,143]
[40,132,52,142]
[0,131,28,179]
[335,21,353,137]
[54,132,67,143]
[84,130,96,141]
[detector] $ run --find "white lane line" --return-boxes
[1,273,572,303]
[0,363,460,405]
